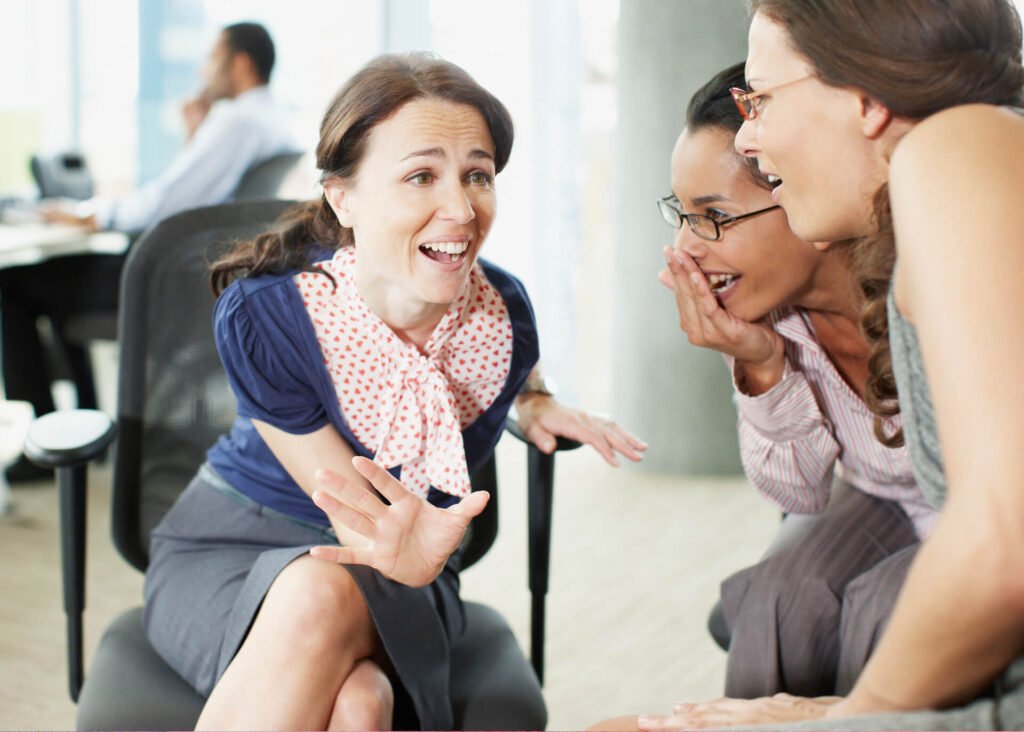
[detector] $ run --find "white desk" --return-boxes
[0,222,129,269]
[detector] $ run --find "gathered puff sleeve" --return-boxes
[214,278,330,434]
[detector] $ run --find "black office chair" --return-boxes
[26,199,577,730]
[50,150,307,421]
[230,150,304,201]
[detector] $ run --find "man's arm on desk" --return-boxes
[37,203,98,232]
[35,102,245,236]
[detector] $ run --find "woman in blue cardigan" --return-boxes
[143,52,646,731]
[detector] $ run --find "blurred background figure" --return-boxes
[43,21,297,232]
[0,21,298,482]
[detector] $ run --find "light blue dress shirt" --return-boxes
[94,86,300,232]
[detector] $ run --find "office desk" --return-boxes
[0,223,129,269]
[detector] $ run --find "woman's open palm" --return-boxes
[309,457,489,587]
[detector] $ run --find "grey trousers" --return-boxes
[720,481,919,698]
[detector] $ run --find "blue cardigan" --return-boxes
[206,253,540,526]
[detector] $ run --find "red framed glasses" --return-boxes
[730,75,813,120]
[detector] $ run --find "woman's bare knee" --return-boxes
[329,659,394,731]
[199,560,381,730]
[253,557,376,661]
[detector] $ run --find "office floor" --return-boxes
[0,431,778,730]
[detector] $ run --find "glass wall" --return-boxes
[0,0,75,196]
[0,0,621,399]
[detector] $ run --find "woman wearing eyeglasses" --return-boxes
[632,0,1024,729]
[654,61,935,702]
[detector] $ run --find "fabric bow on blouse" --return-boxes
[294,247,513,498]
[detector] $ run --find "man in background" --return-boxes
[0,22,299,482]
[83,21,298,232]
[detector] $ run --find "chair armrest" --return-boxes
[23,409,116,702]
[24,409,116,468]
[503,416,583,453]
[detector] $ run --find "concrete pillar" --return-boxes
[612,0,750,475]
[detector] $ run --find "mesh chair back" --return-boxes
[111,200,296,571]
[231,152,304,201]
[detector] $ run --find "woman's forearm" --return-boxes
[841,500,1024,714]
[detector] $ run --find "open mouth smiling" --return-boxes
[419,240,470,263]
[707,272,741,294]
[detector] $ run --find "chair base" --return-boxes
[77,603,545,731]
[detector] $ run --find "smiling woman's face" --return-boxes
[670,126,825,322]
[735,12,886,244]
[324,97,497,309]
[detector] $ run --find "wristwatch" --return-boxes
[520,372,556,397]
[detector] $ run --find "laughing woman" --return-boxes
[142,52,645,731]
[634,0,1024,728]
[658,62,935,700]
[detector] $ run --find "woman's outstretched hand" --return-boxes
[638,694,843,730]
[514,394,647,467]
[309,456,489,587]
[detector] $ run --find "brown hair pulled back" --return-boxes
[210,52,515,295]
[686,61,772,190]
[749,0,1024,446]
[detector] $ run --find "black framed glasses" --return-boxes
[657,195,782,242]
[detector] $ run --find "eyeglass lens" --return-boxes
[730,88,755,120]
[658,199,720,241]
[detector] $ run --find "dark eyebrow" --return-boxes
[401,147,494,162]
[690,194,731,207]
[402,147,444,161]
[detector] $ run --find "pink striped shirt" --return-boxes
[729,308,937,538]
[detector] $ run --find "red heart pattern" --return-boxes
[294,247,513,497]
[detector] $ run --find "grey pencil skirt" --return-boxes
[142,465,464,729]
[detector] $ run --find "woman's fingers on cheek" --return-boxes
[689,271,715,305]
[674,249,701,275]
[672,276,701,330]
[664,248,695,289]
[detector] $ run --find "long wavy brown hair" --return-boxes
[209,52,514,295]
[749,0,1024,447]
